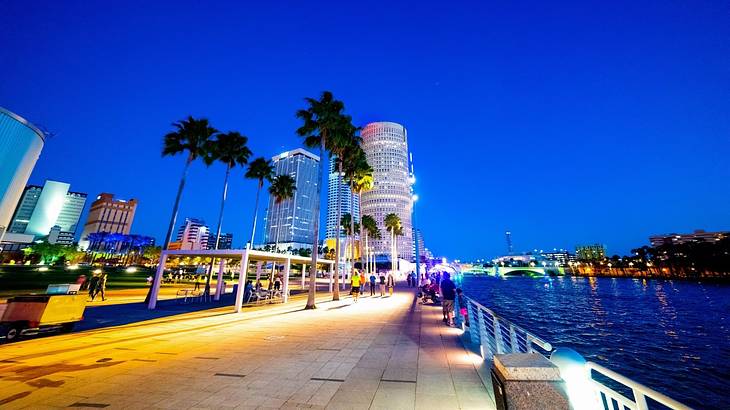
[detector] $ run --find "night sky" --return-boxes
[1,1,728,260]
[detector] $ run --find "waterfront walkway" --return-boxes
[0,285,493,409]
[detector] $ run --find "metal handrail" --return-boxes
[457,295,690,410]
[585,361,691,410]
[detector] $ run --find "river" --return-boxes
[461,275,730,409]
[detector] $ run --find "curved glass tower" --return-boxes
[0,107,45,241]
[361,121,413,262]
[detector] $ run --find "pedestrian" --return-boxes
[359,271,366,296]
[369,273,377,296]
[274,274,282,291]
[193,275,201,291]
[93,273,108,302]
[244,280,254,303]
[456,288,469,327]
[386,273,395,296]
[88,273,99,300]
[440,272,456,326]
[379,273,386,297]
[351,270,361,302]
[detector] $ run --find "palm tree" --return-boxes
[204,131,251,295]
[360,215,378,275]
[345,146,372,279]
[296,91,354,308]
[340,213,359,275]
[268,175,297,251]
[245,157,274,249]
[384,213,403,274]
[161,116,218,249]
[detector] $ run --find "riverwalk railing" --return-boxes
[455,296,691,410]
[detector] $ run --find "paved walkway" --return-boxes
[0,285,494,409]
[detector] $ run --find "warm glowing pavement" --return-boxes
[0,286,493,409]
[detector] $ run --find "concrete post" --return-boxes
[283,258,290,303]
[214,258,225,301]
[235,251,249,313]
[147,252,168,310]
[491,354,569,410]
[255,261,262,282]
[302,264,306,289]
[328,263,334,292]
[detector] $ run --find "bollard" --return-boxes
[491,353,570,410]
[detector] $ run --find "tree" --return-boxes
[269,174,297,254]
[345,145,373,278]
[384,213,403,274]
[360,215,378,275]
[25,241,69,265]
[296,91,354,308]
[245,157,275,249]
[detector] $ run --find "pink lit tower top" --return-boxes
[360,121,413,264]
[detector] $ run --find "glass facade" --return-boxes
[263,148,320,249]
[325,155,359,240]
[9,181,87,239]
[0,107,45,239]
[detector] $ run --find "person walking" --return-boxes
[440,272,456,326]
[244,280,254,304]
[193,275,201,291]
[359,271,367,296]
[93,273,108,302]
[386,272,395,296]
[456,288,469,327]
[379,273,386,297]
[350,270,361,302]
[369,273,377,296]
[87,273,99,300]
[274,274,282,291]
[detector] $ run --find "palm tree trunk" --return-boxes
[305,137,326,309]
[350,183,356,281]
[207,164,231,294]
[333,160,343,300]
[362,230,368,276]
[248,181,263,249]
[145,154,192,304]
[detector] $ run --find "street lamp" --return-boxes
[412,193,420,279]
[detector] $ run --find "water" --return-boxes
[461,275,730,409]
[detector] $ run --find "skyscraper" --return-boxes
[78,193,138,250]
[175,218,210,250]
[207,232,233,250]
[8,180,87,240]
[0,107,45,243]
[263,148,320,251]
[361,122,414,262]
[325,155,360,240]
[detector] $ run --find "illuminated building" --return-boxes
[325,155,359,241]
[263,148,320,250]
[575,244,606,261]
[0,107,45,243]
[8,180,87,240]
[208,232,233,250]
[360,121,413,262]
[175,218,210,250]
[78,193,138,250]
[649,229,729,247]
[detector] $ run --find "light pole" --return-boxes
[412,193,420,282]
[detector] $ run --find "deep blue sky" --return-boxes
[2,1,728,259]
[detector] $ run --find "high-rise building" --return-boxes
[361,122,414,262]
[263,148,320,251]
[0,107,45,243]
[175,218,210,250]
[78,193,138,250]
[325,155,359,240]
[576,244,606,261]
[649,229,729,247]
[207,232,233,250]
[8,180,87,240]
[413,229,426,262]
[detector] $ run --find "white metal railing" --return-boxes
[586,361,691,410]
[456,296,691,410]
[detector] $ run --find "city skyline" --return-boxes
[1,1,728,259]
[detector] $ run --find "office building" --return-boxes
[649,229,729,247]
[207,232,233,250]
[174,218,210,250]
[540,249,575,267]
[48,225,75,246]
[8,180,87,240]
[0,107,45,243]
[413,228,426,263]
[361,122,414,262]
[325,155,359,240]
[576,244,606,261]
[78,193,138,250]
[263,148,320,251]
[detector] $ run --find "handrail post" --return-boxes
[493,318,504,354]
[469,300,480,346]
[509,324,519,353]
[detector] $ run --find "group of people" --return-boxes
[417,271,469,327]
[350,270,395,302]
[76,272,108,302]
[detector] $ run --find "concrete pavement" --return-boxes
[0,285,494,409]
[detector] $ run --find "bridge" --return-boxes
[462,266,564,277]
